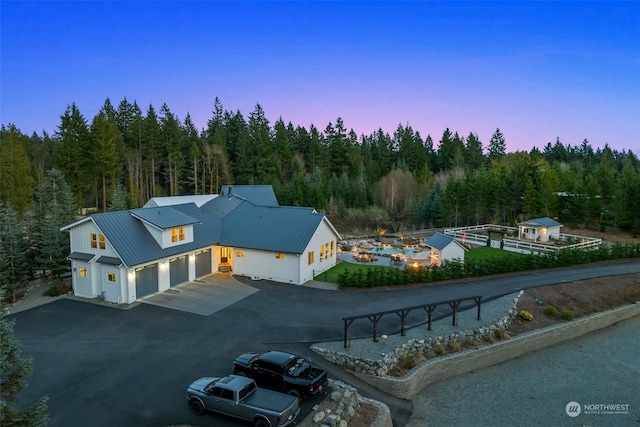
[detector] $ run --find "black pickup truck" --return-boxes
[233,350,328,399]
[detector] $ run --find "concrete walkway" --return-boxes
[139,273,258,315]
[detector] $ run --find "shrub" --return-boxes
[495,328,510,340]
[463,337,477,347]
[519,310,534,321]
[544,305,558,317]
[560,310,575,321]
[434,344,446,355]
[448,340,461,352]
[45,285,60,297]
[483,333,495,343]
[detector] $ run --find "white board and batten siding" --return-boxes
[68,220,126,301]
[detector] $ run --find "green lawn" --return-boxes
[314,260,391,283]
[316,247,527,284]
[465,246,527,262]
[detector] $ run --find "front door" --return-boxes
[220,247,231,263]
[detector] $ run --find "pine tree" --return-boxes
[487,128,506,162]
[54,103,90,206]
[0,287,49,426]
[32,169,77,280]
[0,206,30,302]
[108,183,130,212]
[0,125,35,217]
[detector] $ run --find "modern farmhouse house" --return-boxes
[61,185,341,304]
[518,217,563,242]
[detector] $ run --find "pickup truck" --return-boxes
[187,374,300,427]
[233,350,328,399]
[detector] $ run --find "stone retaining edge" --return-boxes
[352,302,640,400]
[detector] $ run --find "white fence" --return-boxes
[444,224,602,255]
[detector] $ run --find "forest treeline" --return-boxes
[1,96,639,236]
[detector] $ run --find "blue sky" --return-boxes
[2,1,639,153]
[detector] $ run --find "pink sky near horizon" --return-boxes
[2,1,638,154]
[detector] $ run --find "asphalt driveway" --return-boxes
[10,261,640,427]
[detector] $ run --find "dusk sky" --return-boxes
[2,1,639,153]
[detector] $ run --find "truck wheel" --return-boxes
[254,418,269,427]
[189,399,205,415]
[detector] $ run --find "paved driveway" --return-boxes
[10,261,640,427]
[140,273,259,316]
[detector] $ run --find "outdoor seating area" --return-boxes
[354,253,377,263]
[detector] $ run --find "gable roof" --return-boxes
[63,186,341,266]
[143,194,217,208]
[90,203,222,267]
[220,203,327,254]
[519,217,563,228]
[199,194,247,219]
[219,185,279,206]
[425,232,467,251]
[130,206,201,230]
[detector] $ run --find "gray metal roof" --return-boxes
[143,194,217,208]
[130,206,201,230]
[68,252,95,261]
[425,232,457,251]
[519,217,563,228]
[220,185,279,206]
[220,203,325,254]
[199,194,246,219]
[96,256,123,266]
[66,186,338,267]
[90,203,222,267]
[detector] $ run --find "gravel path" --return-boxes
[5,284,66,315]
[406,315,640,427]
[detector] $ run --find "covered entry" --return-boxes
[169,255,188,287]
[195,249,212,278]
[136,263,158,299]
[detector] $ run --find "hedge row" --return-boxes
[337,242,640,288]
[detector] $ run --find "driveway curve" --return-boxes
[10,261,640,427]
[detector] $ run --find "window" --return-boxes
[78,268,87,278]
[308,251,314,265]
[236,251,245,257]
[330,240,335,257]
[275,253,285,259]
[90,233,106,249]
[319,244,325,262]
[107,272,116,282]
[171,227,185,243]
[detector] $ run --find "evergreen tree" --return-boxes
[0,287,49,427]
[54,103,91,206]
[90,110,120,211]
[32,169,77,280]
[0,125,34,217]
[108,183,130,211]
[487,128,506,162]
[465,132,484,170]
[0,206,30,302]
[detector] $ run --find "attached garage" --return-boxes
[169,255,188,287]
[195,249,212,278]
[136,264,158,298]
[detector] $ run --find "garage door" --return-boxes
[170,256,188,287]
[136,264,158,299]
[195,249,211,278]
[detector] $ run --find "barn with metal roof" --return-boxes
[61,186,341,304]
